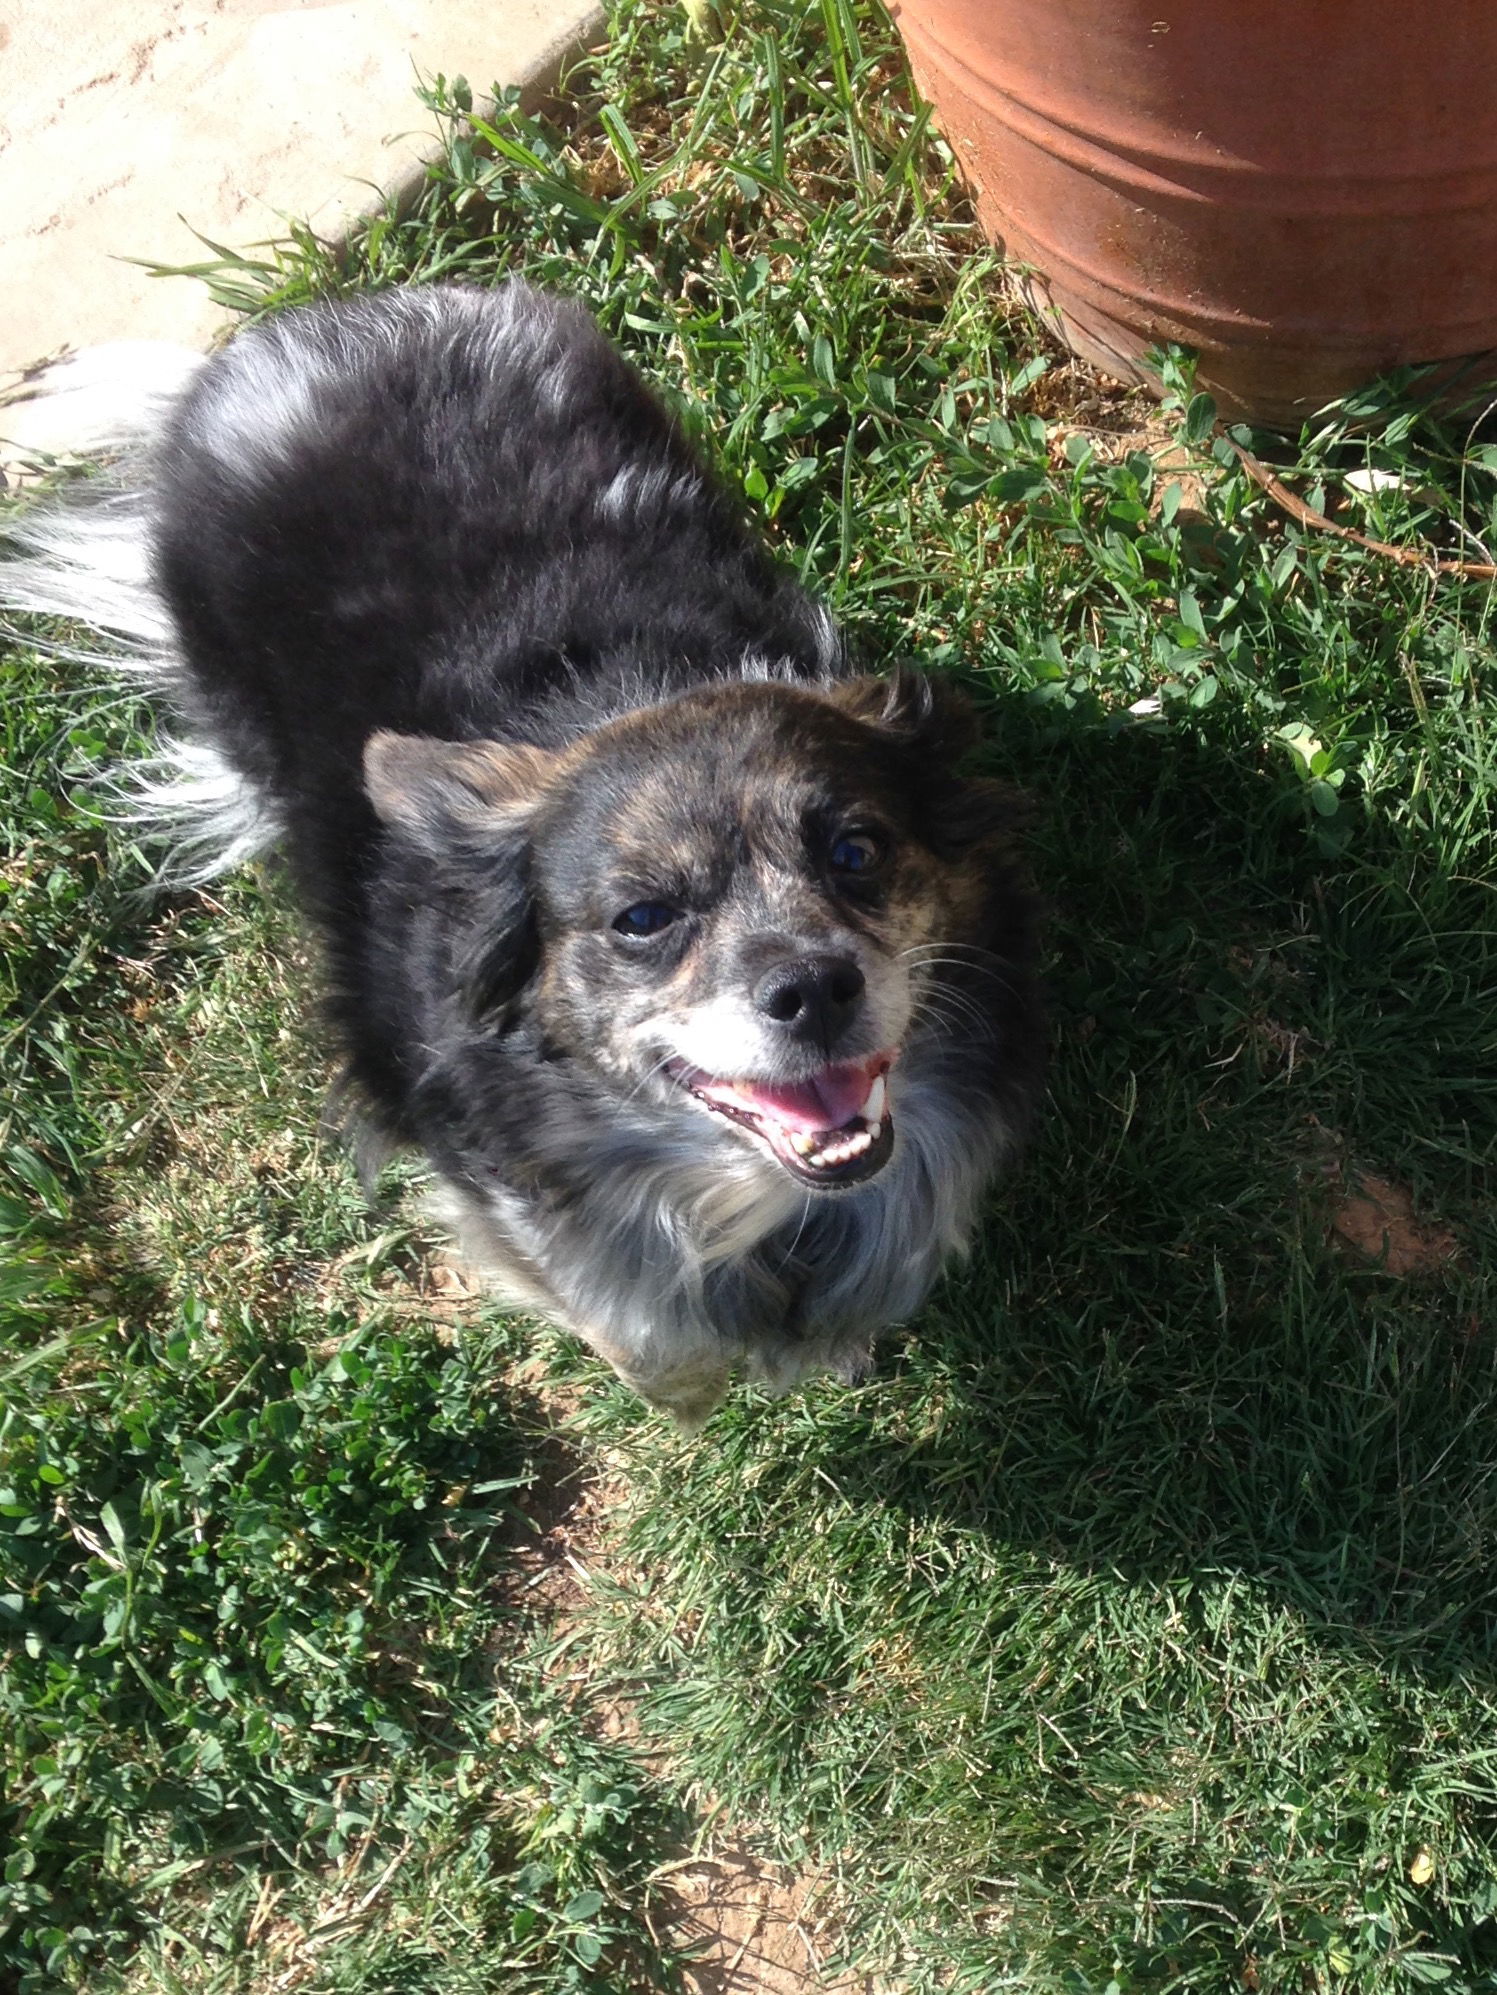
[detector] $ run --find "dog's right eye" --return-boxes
[613,901,681,938]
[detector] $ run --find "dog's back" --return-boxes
[152,285,837,827]
[141,283,857,1131]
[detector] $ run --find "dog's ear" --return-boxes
[825,669,1027,854]
[364,732,561,850]
[825,665,982,764]
[364,732,561,1020]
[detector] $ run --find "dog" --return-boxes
[2,281,1043,1427]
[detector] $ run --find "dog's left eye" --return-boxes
[829,832,882,874]
[613,901,681,937]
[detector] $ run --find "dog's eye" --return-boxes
[613,901,681,938]
[829,832,882,875]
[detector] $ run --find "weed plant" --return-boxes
[4,0,1497,1988]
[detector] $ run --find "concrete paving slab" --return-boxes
[1,0,603,473]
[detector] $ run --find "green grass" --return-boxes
[0,661,690,1991]
[5,0,1497,1988]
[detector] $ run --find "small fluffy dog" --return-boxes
[3,282,1043,1426]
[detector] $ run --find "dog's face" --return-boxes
[366,675,1018,1191]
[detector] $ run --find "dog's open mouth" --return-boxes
[667,1054,895,1186]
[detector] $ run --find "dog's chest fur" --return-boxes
[431,1028,1007,1403]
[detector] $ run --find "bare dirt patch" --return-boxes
[658,1845,878,1995]
[1330,1169,1460,1276]
[494,1377,887,1991]
[1027,356,1213,503]
[498,1396,622,1628]
[1026,346,1153,441]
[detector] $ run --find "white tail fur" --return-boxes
[2,343,206,467]
[1,344,282,883]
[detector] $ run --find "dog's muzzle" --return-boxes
[667,1053,896,1186]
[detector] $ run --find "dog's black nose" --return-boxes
[753,954,865,1043]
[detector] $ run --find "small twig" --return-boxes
[246,1872,280,1947]
[1227,437,1497,579]
[720,1899,769,1980]
[349,1839,411,1918]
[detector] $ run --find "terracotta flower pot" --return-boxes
[887,0,1497,425]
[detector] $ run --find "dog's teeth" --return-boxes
[813,1126,872,1168]
[861,1074,887,1123]
[784,1118,885,1170]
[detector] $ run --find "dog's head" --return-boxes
[365,674,1023,1190]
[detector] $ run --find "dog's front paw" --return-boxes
[610,1354,732,1434]
[650,1385,729,1435]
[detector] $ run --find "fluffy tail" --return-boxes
[1,344,282,884]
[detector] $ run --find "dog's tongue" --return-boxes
[706,1058,880,1133]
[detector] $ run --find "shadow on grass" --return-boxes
[829,688,1496,1679]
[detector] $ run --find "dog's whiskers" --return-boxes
[903,950,1023,1009]
[781,1192,815,1265]
[908,993,997,1043]
[618,1051,679,1113]
[900,941,1019,984]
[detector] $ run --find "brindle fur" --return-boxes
[363,667,1042,1428]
